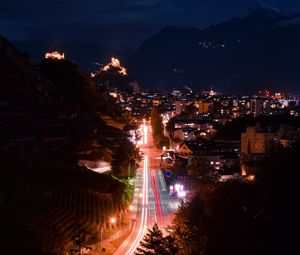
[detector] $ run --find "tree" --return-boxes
[184,104,198,115]
[135,223,178,255]
[112,176,134,204]
[112,139,139,178]
[187,156,211,178]
[166,117,176,139]
[150,107,163,137]
[170,198,207,255]
[171,141,300,255]
[154,135,170,149]
[150,107,170,149]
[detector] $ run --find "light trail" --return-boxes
[151,170,164,226]
[114,122,164,255]
[123,155,148,255]
[143,125,148,144]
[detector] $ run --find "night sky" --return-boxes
[1,0,300,67]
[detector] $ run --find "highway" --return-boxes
[114,121,179,254]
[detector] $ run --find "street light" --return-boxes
[100,216,117,252]
[128,205,134,228]
[100,225,104,252]
[178,190,186,198]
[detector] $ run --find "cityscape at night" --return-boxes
[1,1,300,255]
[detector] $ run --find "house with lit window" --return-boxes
[241,124,276,156]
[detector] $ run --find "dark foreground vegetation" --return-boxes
[138,141,300,255]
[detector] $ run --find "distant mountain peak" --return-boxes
[131,2,300,93]
[91,57,127,77]
[247,1,280,16]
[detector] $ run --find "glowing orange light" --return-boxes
[45,51,65,60]
[102,57,127,75]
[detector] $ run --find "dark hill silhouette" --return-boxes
[211,18,300,94]
[0,35,59,110]
[130,3,300,93]
[92,57,140,92]
[37,58,127,120]
[0,35,132,254]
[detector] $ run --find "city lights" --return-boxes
[178,190,186,198]
[170,183,186,198]
[3,2,300,255]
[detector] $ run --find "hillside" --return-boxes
[0,36,134,254]
[212,18,300,94]
[92,57,140,93]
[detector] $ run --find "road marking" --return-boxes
[148,187,154,198]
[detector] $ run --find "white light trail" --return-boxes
[124,155,148,255]
[143,125,148,144]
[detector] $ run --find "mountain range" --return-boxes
[129,2,300,94]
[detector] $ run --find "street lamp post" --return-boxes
[128,205,134,228]
[100,225,103,252]
[100,216,116,253]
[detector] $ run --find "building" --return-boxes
[241,125,276,154]
[175,101,186,115]
[250,99,271,116]
[277,124,300,147]
[242,124,300,155]
[177,141,203,158]
[45,51,65,60]
[195,100,213,114]
[250,99,263,117]
[174,129,185,140]
[174,128,197,141]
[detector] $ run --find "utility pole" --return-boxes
[69,187,82,255]
[71,188,82,255]
[100,225,103,252]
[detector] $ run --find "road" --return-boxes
[114,122,179,254]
